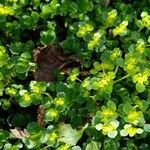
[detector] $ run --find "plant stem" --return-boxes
[114,65,119,74]
[114,74,130,84]
[43,92,53,100]
[76,77,82,82]
[145,44,150,47]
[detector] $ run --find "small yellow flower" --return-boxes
[32,86,40,93]
[110,48,121,60]
[49,132,58,142]
[19,90,32,102]
[50,110,58,117]
[101,108,114,117]
[55,98,65,106]
[125,109,144,125]
[77,24,93,37]
[88,32,101,50]
[120,124,143,137]
[141,11,150,29]
[132,73,148,85]
[96,120,119,138]
[125,57,137,72]
[57,144,70,150]
[106,9,117,25]
[113,21,128,36]
[100,107,117,122]
[98,79,108,88]
[0,5,14,15]
[23,93,31,102]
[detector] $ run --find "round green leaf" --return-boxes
[40,30,56,45]
[85,141,101,150]
[21,52,31,60]
[136,83,145,93]
[144,124,150,132]
[16,63,28,73]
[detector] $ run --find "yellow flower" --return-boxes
[0,5,14,15]
[49,132,58,142]
[132,73,148,84]
[23,93,31,102]
[77,24,93,37]
[101,108,114,117]
[88,32,101,50]
[127,110,140,125]
[19,90,32,102]
[141,12,150,28]
[110,48,121,61]
[100,107,117,122]
[120,124,143,137]
[50,110,58,117]
[125,57,137,72]
[106,9,117,25]
[113,21,128,36]
[55,98,65,106]
[98,79,108,88]
[32,86,40,93]
[96,120,119,138]
[57,144,70,150]
[102,124,115,134]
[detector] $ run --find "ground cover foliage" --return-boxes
[0,0,150,149]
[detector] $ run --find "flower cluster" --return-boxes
[141,11,150,30]
[92,71,115,94]
[0,5,14,15]
[132,68,150,92]
[105,9,117,26]
[77,23,94,37]
[113,21,128,36]
[95,101,119,138]
[120,124,143,137]
[87,31,102,50]
[96,120,119,138]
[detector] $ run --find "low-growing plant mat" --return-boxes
[0,0,150,150]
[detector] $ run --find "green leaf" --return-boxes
[136,83,145,93]
[31,12,39,24]
[58,123,88,146]
[128,44,135,52]
[27,122,43,134]
[32,0,40,7]
[10,42,23,54]
[21,52,31,60]
[72,146,81,150]
[144,124,150,132]
[103,139,119,150]
[0,52,9,67]
[20,15,32,28]
[40,30,56,45]
[0,129,10,144]
[11,114,31,128]
[16,63,28,73]
[0,72,3,80]
[148,36,150,43]
[123,103,132,113]
[135,20,144,29]
[85,141,101,150]
[22,139,36,149]
[1,99,11,110]
[107,101,116,110]
[41,4,51,17]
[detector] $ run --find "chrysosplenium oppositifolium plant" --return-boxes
[0,0,150,149]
